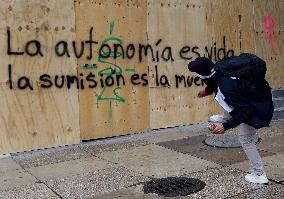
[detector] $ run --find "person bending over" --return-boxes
[188,57,274,184]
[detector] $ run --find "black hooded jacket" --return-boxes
[206,75,274,130]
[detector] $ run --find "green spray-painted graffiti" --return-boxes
[81,22,126,122]
[98,22,126,122]
[125,67,136,73]
[81,21,140,123]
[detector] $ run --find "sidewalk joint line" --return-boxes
[14,159,64,199]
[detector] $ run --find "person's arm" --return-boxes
[222,91,254,130]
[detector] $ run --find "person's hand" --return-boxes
[212,123,225,134]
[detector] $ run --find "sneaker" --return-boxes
[245,173,268,184]
[209,114,229,123]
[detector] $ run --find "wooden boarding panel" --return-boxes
[252,0,284,88]
[76,0,150,140]
[0,0,80,153]
[205,0,244,57]
[147,0,222,129]
[230,0,255,53]
[206,0,284,88]
[0,0,77,81]
[0,86,80,154]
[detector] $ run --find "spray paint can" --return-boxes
[208,123,217,131]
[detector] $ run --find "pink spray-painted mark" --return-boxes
[263,15,278,55]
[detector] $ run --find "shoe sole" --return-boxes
[245,177,269,184]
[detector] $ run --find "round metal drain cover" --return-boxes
[143,177,206,197]
[204,134,261,148]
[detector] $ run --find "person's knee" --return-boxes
[239,135,246,145]
[239,134,254,147]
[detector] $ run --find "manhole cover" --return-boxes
[143,177,206,197]
[204,134,261,148]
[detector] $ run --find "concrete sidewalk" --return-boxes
[0,120,283,199]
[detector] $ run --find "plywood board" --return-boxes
[0,0,80,153]
[233,0,255,53]
[206,0,284,88]
[147,0,223,129]
[206,0,243,57]
[0,86,80,154]
[0,0,77,81]
[76,0,150,140]
[252,0,284,88]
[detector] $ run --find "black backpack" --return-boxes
[215,53,271,97]
[214,53,267,79]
